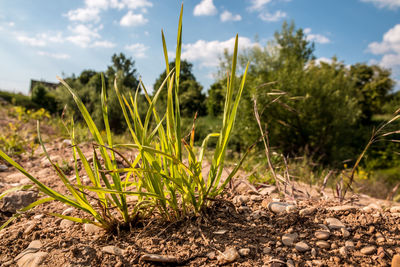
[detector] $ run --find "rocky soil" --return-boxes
[1,113,400,266]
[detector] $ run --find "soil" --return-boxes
[1,110,400,267]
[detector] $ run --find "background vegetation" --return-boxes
[1,20,399,199]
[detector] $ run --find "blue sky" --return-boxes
[0,0,399,94]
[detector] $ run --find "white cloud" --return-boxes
[65,8,101,23]
[121,0,153,10]
[181,37,257,67]
[85,0,109,9]
[313,57,333,65]
[220,10,242,22]
[16,35,46,47]
[248,0,272,11]
[66,24,101,47]
[259,10,287,22]
[368,24,400,55]
[37,51,70,59]
[125,43,149,58]
[16,32,64,47]
[360,0,400,9]
[120,11,148,26]
[8,22,15,27]
[304,28,331,44]
[367,24,400,89]
[193,0,218,16]
[92,40,116,48]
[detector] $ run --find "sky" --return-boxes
[0,0,399,94]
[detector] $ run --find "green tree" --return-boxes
[31,84,58,114]
[153,60,205,117]
[106,53,139,91]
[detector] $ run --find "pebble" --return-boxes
[258,186,277,196]
[325,217,345,229]
[250,195,262,201]
[207,251,216,260]
[24,222,37,236]
[360,245,376,255]
[331,243,338,249]
[390,206,400,213]
[286,259,295,267]
[217,247,239,264]
[232,195,249,205]
[341,228,350,238]
[102,246,126,256]
[376,232,385,243]
[213,229,227,235]
[345,240,355,248]
[311,248,317,257]
[282,233,298,246]
[0,191,38,213]
[33,214,44,220]
[0,164,8,171]
[15,240,47,267]
[84,223,102,234]
[392,254,400,267]
[316,241,330,249]
[295,242,310,253]
[315,231,330,240]
[339,246,347,257]
[238,248,250,256]
[60,219,74,229]
[263,247,272,254]
[299,207,316,216]
[267,202,296,214]
[61,207,75,216]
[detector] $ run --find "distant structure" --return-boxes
[29,79,60,95]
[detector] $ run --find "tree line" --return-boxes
[30,21,398,169]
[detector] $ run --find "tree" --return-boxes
[350,63,394,123]
[106,53,139,91]
[153,60,205,117]
[31,84,58,114]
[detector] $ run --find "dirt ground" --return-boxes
[1,109,400,266]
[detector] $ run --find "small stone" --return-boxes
[24,222,37,236]
[16,252,48,267]
[316,241,330,249]
[33,214,44,220]
[391,254,400,267]
[345,240,355,248]
[259,186,277,196]
[331,243,338,249]
[61,207,75,216]
[391,212,400,218]
[327,205,357,212]
[361,245,376,255]
[286,259,295,267]
[311,248,317,257]
[62,139,72,147]
[213,229,228,235]
[390,206,400,213]
[285,205,298,213]
[295,242,310,252]
[267,202,289,214]
[232,195,249,205]
[377,247,385,258]
[325,217,345,229]
[102,246,126,256]
[339,246,347,257]
[217,247,239,264]
[84,223,102,234]
[376,232,385,243]
[282,233,298,246]
[341,228,350,238]
[0,164,8,171]
[250,195,262,201]
[238,248,250,256]
[0,191,38,213]
[207,251,216,260]
[263,247,272,254]
[315,231,330,240]
[299,207,316,216]
[60,219,74,229]
[368,226,375,234]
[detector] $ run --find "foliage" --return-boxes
[153,60,206,117]
[0,90,38,110]
[31,84,58,114]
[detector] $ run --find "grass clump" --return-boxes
[0,5,248,231]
